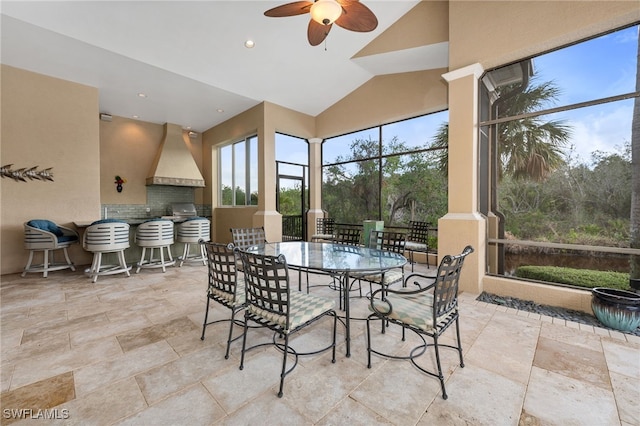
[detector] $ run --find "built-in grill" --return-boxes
[161,203,197,222]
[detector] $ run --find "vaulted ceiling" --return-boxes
[1,1,449,132]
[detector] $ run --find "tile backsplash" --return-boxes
[102,185,211,219]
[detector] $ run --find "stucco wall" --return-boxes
[449,1,640,71]
[99,116,204,206]
[1,65,100,274]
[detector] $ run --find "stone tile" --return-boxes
[523,366,619,425]
[222,390,311,425]
[419,363,525,425]
[464,311,540,384]
[45,378,148,425]
[533,336,610,390]
[135,344,227,404]
[316,396,394,426]
[602,338,640,379]
[68,314,152,347]
[10,337,123,389]
[115,316,199,352]
[351,359,442,425]
[0,372,75,425]
[2,334,70,366]
[1,363,14,393]
[539,322,604,352]
[114,384,225,425]
[610,371,640,425]
[202,350,284,412]
[73,340,179,397]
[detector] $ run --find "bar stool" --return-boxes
[83,219,131,283]
[22,219,79,278]
[135,219,175,273]
[176,217,211,266]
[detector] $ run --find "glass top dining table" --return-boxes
[246,241,407,356]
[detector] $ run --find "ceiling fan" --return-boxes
[264,0,378,46]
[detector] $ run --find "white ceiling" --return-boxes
[1,0,442,133]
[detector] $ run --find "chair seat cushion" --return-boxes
[27,219,63,236]
[369,292,454,332]
[90,218,127,225]
[405,241,427,251]
[57,235,79,243]
[352,269,403,285]
[248,291,335,333]
[208,278,245,307]
[312,233,334,240]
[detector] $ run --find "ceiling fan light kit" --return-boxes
[310,0,342,25]
[264,0,378,46]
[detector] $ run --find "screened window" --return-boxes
[322,111,449,226]
[219,135,258,206]
[481,24,639,280]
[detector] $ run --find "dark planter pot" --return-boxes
[591,287,640,332]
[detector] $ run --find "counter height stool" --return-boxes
[22,219,79,278]
[83,219,131,283]
[177,217,211,267]
[135,219,175,273]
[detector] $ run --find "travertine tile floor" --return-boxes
[1,261,639,425]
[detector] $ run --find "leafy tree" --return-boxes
[431,77,571,182]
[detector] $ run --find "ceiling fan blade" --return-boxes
[308,19,331,46]
[264,1,313,17]
[335,0,378,32]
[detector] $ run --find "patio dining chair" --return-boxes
[200,242,246,359]
[365,245,474,400]
[333,226,361,245]
[311,217,335,242]
[350,229,407,298]
[405,220,431,271]
[230,226,267,250]
[238,250,337,398]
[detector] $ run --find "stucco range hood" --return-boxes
[146,123,205,187]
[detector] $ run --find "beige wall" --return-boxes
[316,69,448,138]
[449,1,640,70]
[99,117,204,205]
[1,65,100,274]
[203,102,315,243]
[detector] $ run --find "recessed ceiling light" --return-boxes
[132,115,139,119]
[244,40,255,49]
[217,108,224,113]
[137,93,147,98]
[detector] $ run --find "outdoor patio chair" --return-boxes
[366,245,474,400]
[311,217,335,242]
[405,220,431,271]
[230,226,267,250]
[333,226,361,245]
[238,250,337,398]
[200,241,246,359]
[350,229,407,298]
[22,219,79,278]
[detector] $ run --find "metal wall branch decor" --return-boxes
[0,164,54,182]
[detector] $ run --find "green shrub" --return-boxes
[515,265,630,291]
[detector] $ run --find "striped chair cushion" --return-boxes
[352,269,403,285]
[208,277,245,307]
[248,291,335,334]
[404,241,427,251]
[369,292,453,332]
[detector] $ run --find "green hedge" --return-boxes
[515,266,630,291]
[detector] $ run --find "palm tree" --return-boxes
[431,77,571,181]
